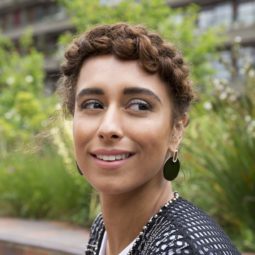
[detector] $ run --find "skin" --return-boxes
[73,55,187,255]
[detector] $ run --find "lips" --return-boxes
[95,154,131,161]
[90,149,134,164]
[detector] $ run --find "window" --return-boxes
[27,7,35,24]
[199,3,233,30]
[35,5,45,22]
[20,9,27,27]
[237,1,255,26]
[238,47,255,72]
[212,50,232,80]
[0,14,7,31]
[53,6,67,21]
[13,9,21,28]
[5,13,13,31]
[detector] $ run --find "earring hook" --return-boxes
[172,150,178,163]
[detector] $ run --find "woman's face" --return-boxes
[73,55,181,195]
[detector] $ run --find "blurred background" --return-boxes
[0,0,254,252]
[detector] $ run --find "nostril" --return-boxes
[98,133,121,140]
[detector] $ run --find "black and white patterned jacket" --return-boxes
[85,196,240,255]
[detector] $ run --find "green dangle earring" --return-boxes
[163,150,180,181]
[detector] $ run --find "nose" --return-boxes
[97,106,123,142]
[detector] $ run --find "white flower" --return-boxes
[245,115,251,122]
[213,78,220,85]
[248,69,255,78]
[213,79,223,91]
[220,78,228,85]
[55,103,61,110]
[215,83,224,91]
[25,75,34,83]
[250,120,255,128]
[226,87,233,94]
[248,124,254,134]
[229,94,237,102]
[219,92,227,100]
[5,109,15,119]
[203,101,212,111]
[6,76,15,85]
[234,36,242,43]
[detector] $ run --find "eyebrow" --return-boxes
[76,88,104,100]
[76,86,162,103]
[123,87,162,103]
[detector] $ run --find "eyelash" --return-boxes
[126,99,152,112]
[80,100,103,110]
[79,99,152,112]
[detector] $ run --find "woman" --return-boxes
[59,23,240,255]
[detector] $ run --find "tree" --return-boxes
[177,42,255,251]
[57,1,255,250]
[0,32,93,225]
[59,0,223,86]
[0,31,56,156]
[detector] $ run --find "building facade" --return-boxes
[0,0,73,92]
[1,0,255,89]
[168,0,255,81]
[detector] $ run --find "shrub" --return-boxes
[175,53,255,251]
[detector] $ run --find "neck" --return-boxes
[99,177,173,255]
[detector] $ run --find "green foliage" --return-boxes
[57,2,255,250]
[1,2,253,252]
[0,30,95,226]
[175,49,255,251]
[0,31,54,155]
[46,115,100,224]
[59,0,223,85]
[0,146,94,226]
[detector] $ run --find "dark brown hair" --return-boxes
[59,23,194,118]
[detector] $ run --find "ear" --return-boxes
[168,113,189,154]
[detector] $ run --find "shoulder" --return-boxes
[90,213,104,236]
[85,213,105,255]
[143,197,241,254]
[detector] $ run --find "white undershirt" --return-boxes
[99,231,136,255]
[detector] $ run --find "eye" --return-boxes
[127,99,152,112]
[80,100,104,110]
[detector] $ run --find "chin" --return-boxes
[93,182,136,196]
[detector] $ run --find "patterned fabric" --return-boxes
[85,196,241,255]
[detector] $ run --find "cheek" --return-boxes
[73,118,83,144]
[127,116,172,155]
[72,116,94,155]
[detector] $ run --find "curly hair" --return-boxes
[58,23,194,119]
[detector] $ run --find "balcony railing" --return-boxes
[2,18,73,39]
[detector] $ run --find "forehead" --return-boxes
[78,55,155,83]
[76,55,171,101]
